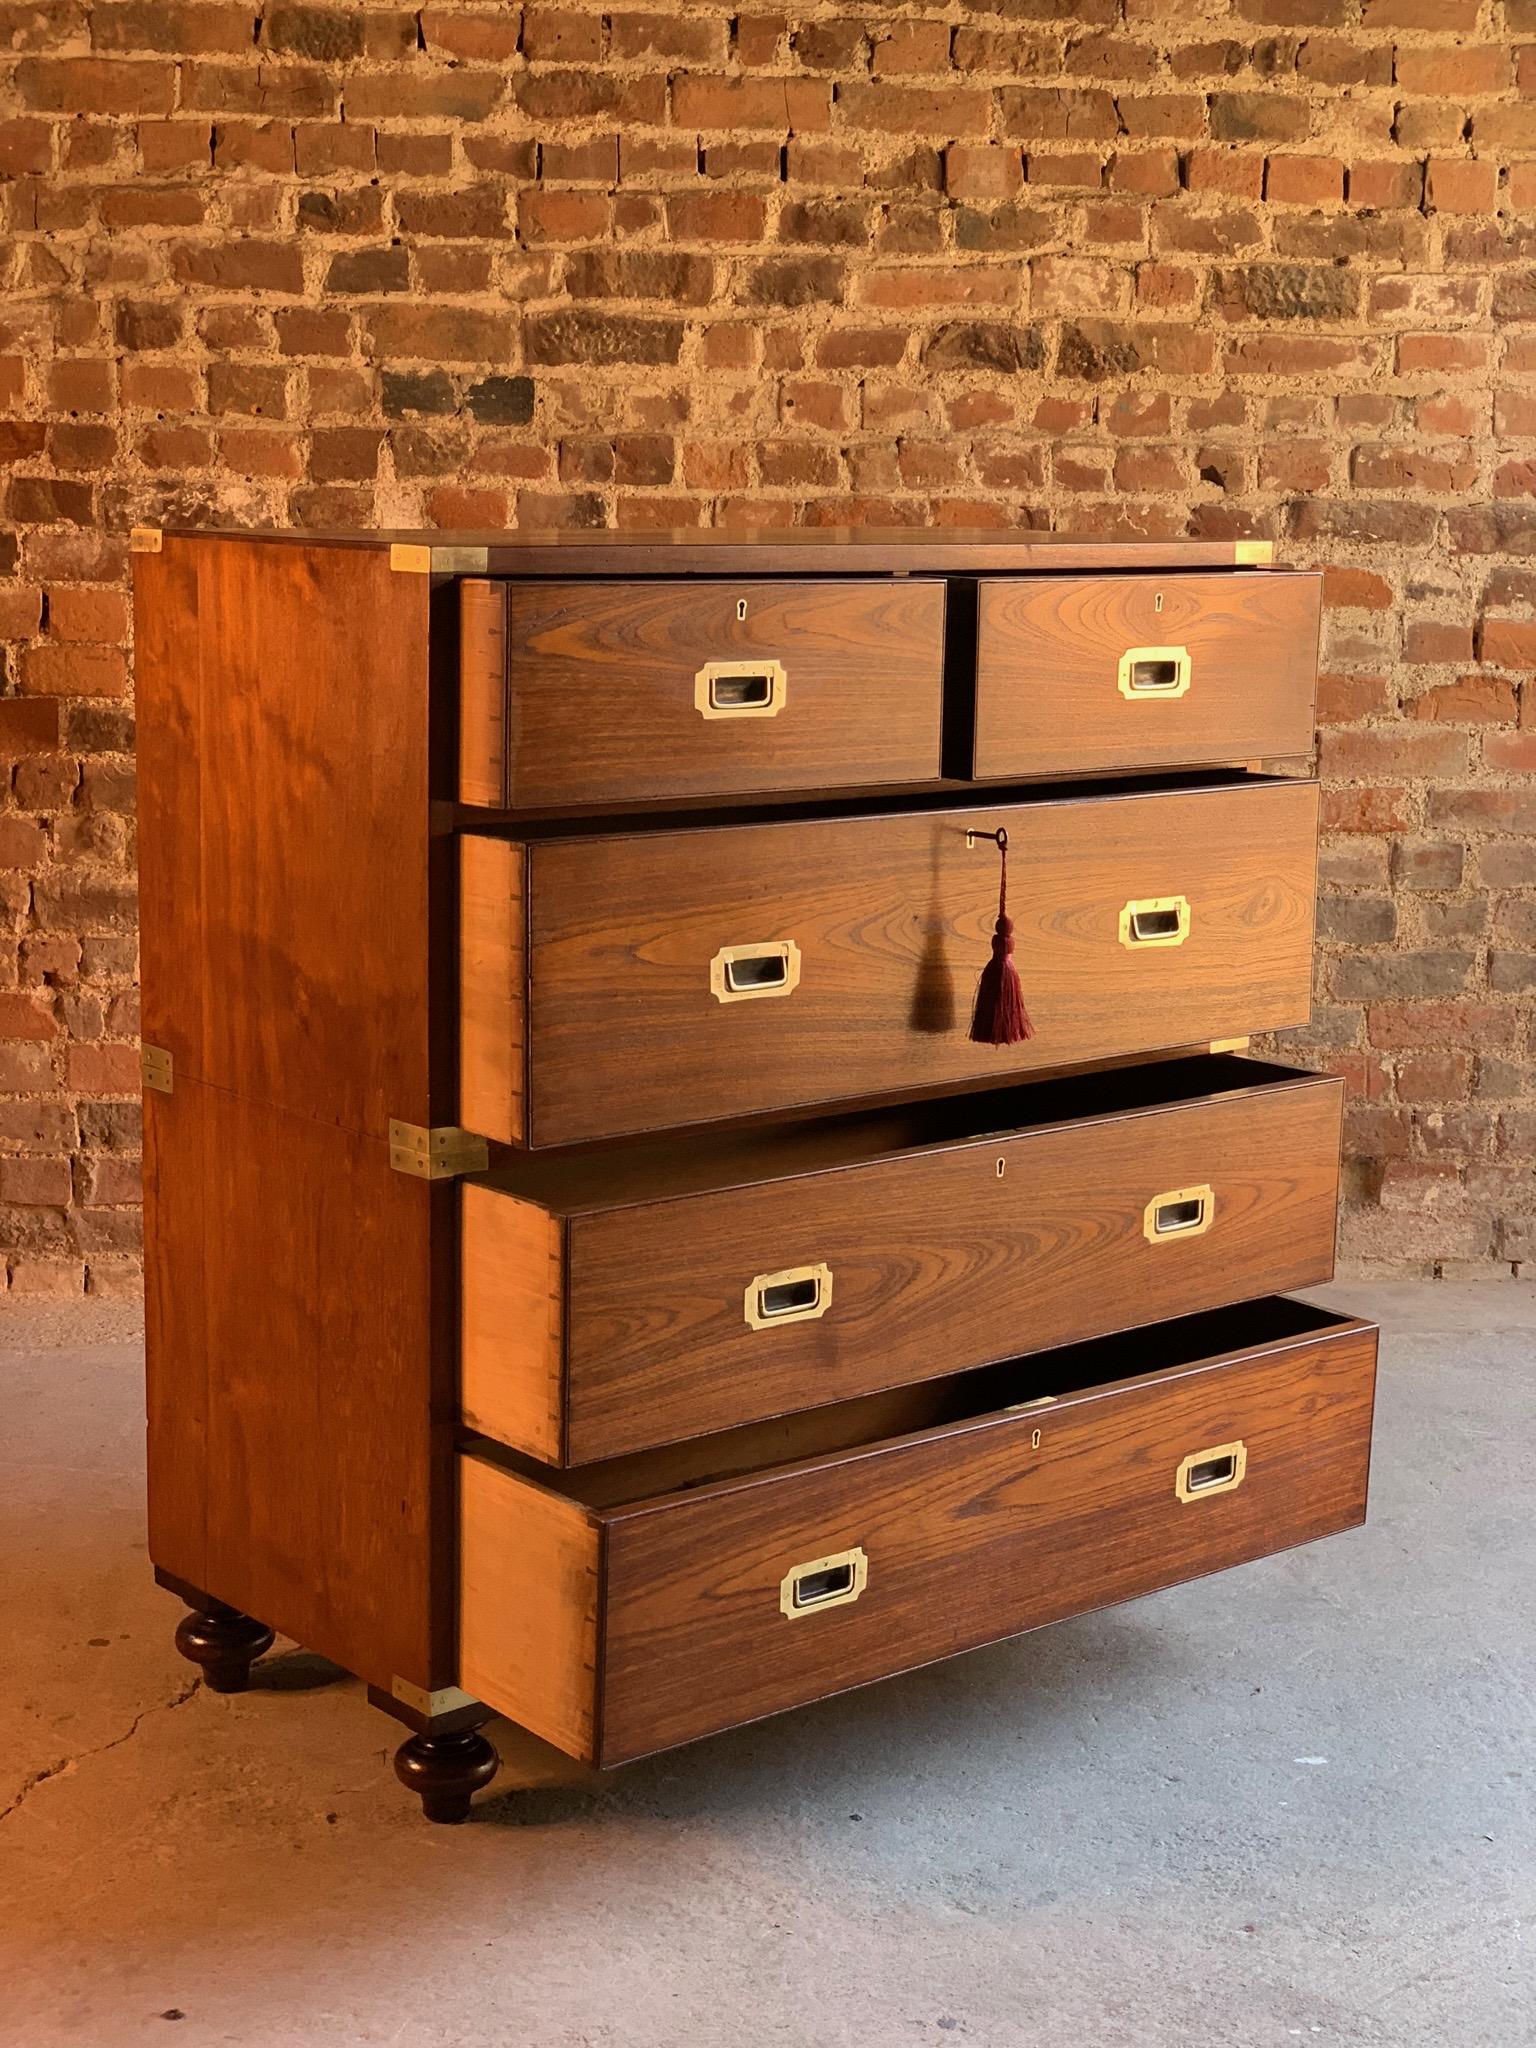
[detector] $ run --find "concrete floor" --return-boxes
[2,1285,1532,2048]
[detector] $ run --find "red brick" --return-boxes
[1426,159,1500,214]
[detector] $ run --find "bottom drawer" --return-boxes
[460,1298,1377,1768]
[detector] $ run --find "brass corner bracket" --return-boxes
[388,543,491,577]
[141,1043,173,1094]
[129,526,163,554]
[1233,540,1275,566]
[391,1676,481,1718]
[388,1120,489,1181]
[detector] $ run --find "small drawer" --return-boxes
[459,776,1319,1148]
[458,577,946,808]
[459,1298,1378,1767]
[462,1055,1343,1464]
[970,572,1321,779]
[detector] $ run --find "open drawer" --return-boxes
[459,1298,1377,1767]
[460,775,1319,1147]
[970,571,1321,778]
[463,1054,1343,1464]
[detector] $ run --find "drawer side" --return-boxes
[459,1456,601,1762]
[461,1186,565,1463]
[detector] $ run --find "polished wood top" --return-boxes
[150,526,1276,576]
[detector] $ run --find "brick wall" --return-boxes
[2,0,1534,1295]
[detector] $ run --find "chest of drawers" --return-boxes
[134,526,1374,1822]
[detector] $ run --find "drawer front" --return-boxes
[461,577,946,808]
[464,779,1319,1147]
[550,1071,1342,1460]
[972,572,1320,778]
[595,1312,1376,1764]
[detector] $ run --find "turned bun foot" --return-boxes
[394,1727,500,1823]
[174,1601,275,1693]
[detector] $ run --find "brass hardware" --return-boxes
[141,1043,173,1094]
[965,826,1008,850]
[1144,1183,1215,1243]
[779,1545,868,1619]
[1119,895,1191,949]
[1032,1427,1042,1449]
[1209,1036,1250,1054]
[1118,644,1192,700]
[391,1677,481,1717]
[1234,540,1275,566]
[744,1261,833,1331]
[709,939,802,1004]
[996,1157,1006,1178]
[1176,1439,1247,1503]
[389,543,492,576]
[388,1120,489,1180]
[129,525,163,554]
[694,657,786,719]
[736,597,748,621]
[1154,591,1164,614]
[1005,1393,1058,1415]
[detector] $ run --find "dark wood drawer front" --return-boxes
[972,572,1321,778]
[459,577,946,807]
[460,779,1319,1147]
[458,1302,1377,1767]
[461,1059,1343,1464]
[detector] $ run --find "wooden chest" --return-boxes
[133,527,1370,1823]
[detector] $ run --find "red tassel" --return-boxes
[968,828,1034,1047]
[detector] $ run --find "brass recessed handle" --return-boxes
[1176,1440,1247,1503]
[1143,1183,1214,1243]
[779,1545,867,1618]
[744,1261,833,1331]
[695,658,786,719]
[1119,894,1191,948]
[710,940,802,1003]
[1118,644,1192,699]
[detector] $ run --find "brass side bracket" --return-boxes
[389,543,491,576]
[1233,540,1274,566]
[142,1043,174,1093]
[130,526,163,554]
[388,1120,489,1180]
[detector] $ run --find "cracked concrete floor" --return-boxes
[2,1284,1533,2048]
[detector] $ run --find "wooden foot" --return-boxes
[174,1600,275,1694]
[393,1726,499,1824]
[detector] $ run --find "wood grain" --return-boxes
[458,1454,601,1760]
[470,1067,1340,1461]
[974,571,1321,777]
[461,1186,564,1462]
[486,578,946,807]
[136,535,455,1695]
[462,778,1319,1147]
[595,1311,1377,1764]
[459,833,525,1146]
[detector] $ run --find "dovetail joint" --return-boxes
[388,1120,489,1180]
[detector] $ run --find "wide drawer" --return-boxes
[459,1298,1377,1767]
[462,1054,1343,1464]
[460,777,1319,1147]
[458,577,946,808]
[971,572,1321,779]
